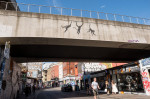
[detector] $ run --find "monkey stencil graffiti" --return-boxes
[74,22,84,34]
[61,22,72,32]
[87,25,95,35]
[61,22,96,35]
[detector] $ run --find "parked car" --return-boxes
[61,84,72,92]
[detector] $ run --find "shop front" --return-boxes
[90,71,106,91]
[116,65,144,94]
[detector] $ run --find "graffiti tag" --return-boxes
[128,40,139,43]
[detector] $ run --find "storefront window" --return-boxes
[118,73,144,92]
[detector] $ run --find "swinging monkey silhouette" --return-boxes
[74,22,84,34]
[88,25,95,35]
[61,21,72,32]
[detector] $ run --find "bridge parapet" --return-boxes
[0,9,150,51]
[0,1,150,25]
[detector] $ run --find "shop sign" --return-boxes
[101,63,112,69]
[141,58,150,67]
[126,66,140,72]
[84,63,107,72]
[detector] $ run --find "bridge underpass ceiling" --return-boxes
[10,45,150,63]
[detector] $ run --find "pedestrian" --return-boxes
[29,85,32,95]
[32,85,36,94]
[85,82,90,95]
[91,78,100,99]
[25,85,29,97]
[111,80,118,94]
[105,81,110,95]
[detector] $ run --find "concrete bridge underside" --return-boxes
[0,37,149,63]
[0,10,150,62]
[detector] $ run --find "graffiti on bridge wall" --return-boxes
[128,40,139,43]
[73,22,84,34]
[61,21,96,35]
[61,22,72,33]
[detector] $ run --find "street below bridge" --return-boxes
[19,87,150,99]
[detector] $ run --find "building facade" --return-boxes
[63,62,78,85]
[58,62,63,81]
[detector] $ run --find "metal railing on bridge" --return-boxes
[0,1,150,25]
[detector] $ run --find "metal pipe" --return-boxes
[16,3,18,11]
[97,12,100,19]
[122,16,124,22]
[143,19,146,24]
[137,18,139,24]
[50,7,51,14]
[129,17,132,23]
[106,13,108,20]
[28,4,30,12]
[5,2,8,10]
[90,11,92,18]
[61,8,62,15]
[39,6,41,13]
[114,14,116,21]
[81,10,82,17]
[71,9,72,16]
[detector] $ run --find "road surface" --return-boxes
[19,87,150,99]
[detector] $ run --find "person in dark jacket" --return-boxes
[32,85,36,94]
[25,85,29,97]
[29,85,32,95]
[86,82,90,95]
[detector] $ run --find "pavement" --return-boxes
[17,87,150,99]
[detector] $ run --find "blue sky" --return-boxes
[16,0,150,19]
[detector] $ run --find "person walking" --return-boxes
[32,85,36,94]
[86,82,91,95]
[91,78,100,99]
[111,80,118,94]
[29,85,32,95]
[105,81,110,95]
[25,85,29,97]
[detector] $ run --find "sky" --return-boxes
[16,0,150,19]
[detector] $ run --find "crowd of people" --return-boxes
[86,78,118,99]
